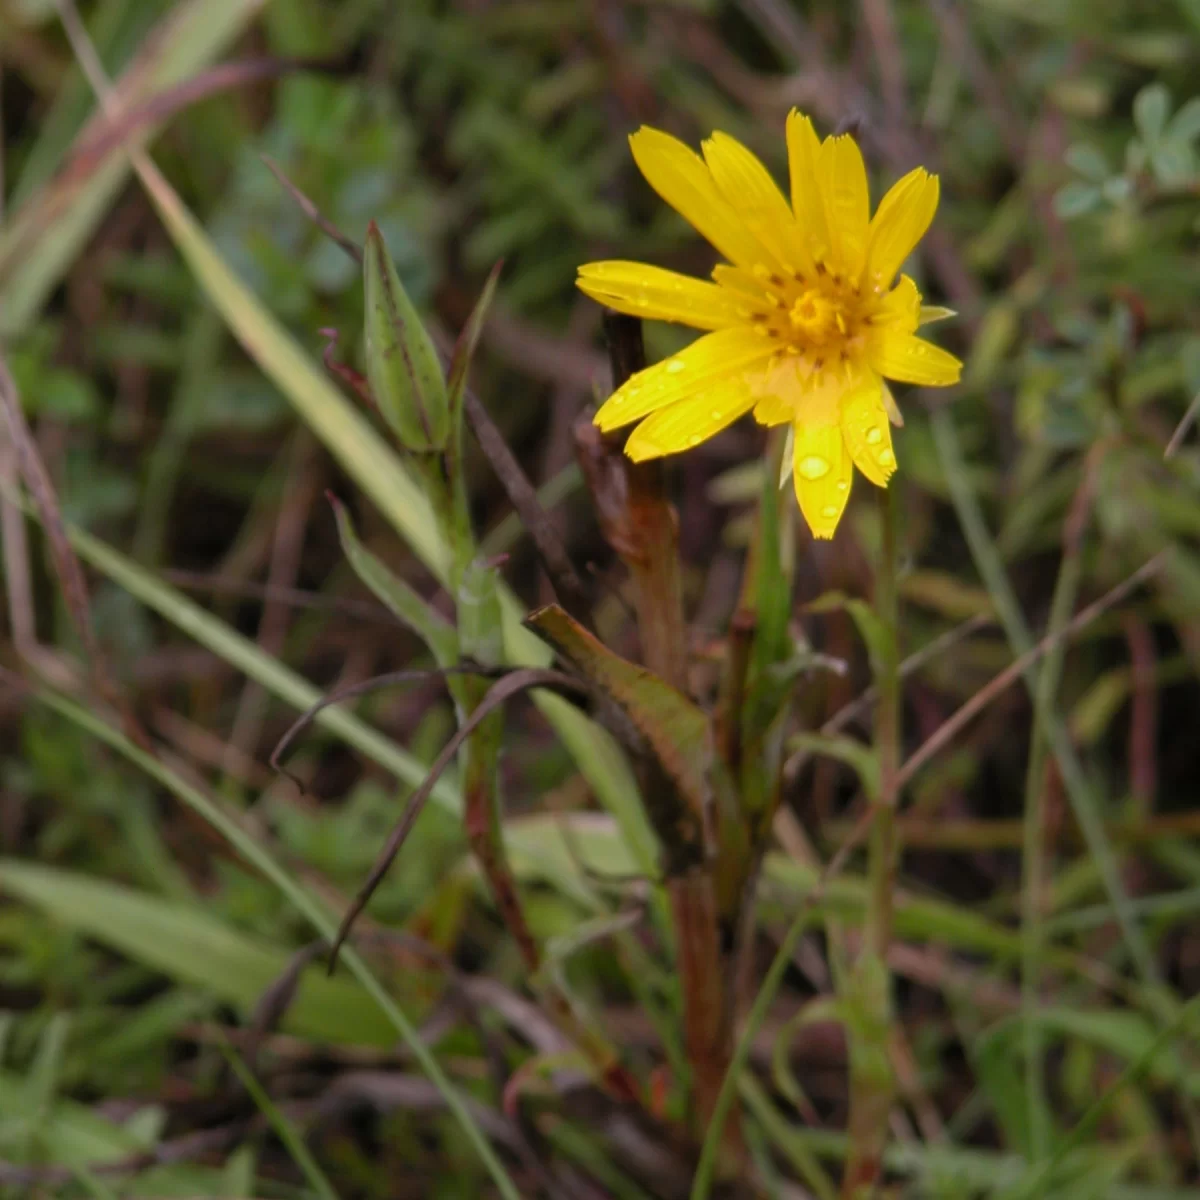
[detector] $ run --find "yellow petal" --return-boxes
[786,111,832,269]
[702,132,812,275]
[629,127,769,268]
[624,383,756,461]
[863,168,939,289]
[792,421,853,539]
[577,261,754,330]
[881,378,904,426]
[840,378,897,487]
[593,327,774,432]
[818,134,870,279]
[869,274,921,333]
[748,354,803,427]
[867,329,962,386]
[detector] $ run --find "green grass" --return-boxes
[1,0,1199,1196]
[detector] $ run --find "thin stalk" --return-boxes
[842,485,901,1198]
[583,312,731,1140]
[1020,471,1090,1162]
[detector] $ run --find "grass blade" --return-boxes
[24,682,520,1200]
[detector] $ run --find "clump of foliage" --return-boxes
[0,2,1199,1199]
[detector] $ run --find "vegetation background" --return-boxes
[0,0,1199,1196]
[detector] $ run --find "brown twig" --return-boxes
[261,155,364,266]
[268,664,509,788]
[896,554,1167,789]
[327,668,589,969]
[66,58,347,172]
[463,389,594,627]
[783,612,993,784]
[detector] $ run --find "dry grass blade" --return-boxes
[0,356,150,750]
[73,58,342,170]
[0,0,270,337]
[328,667,589,970]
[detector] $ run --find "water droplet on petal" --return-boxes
[667,359,686,374]
[687,434,702,446]
[710,410,723,421]
[878,448,896,467]
[797,455,830,480]
[837,480,849,491]
[822,504,839,518]
[628,387,641,397]
[866,427,883,445]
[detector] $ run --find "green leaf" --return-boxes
[527,604,712,820]
[1151,141,1194,186]
[458,555,505,669]
[806,591,894,681]
[1064,143,1110,182]
[363,221,450,452]
[1053,181,1102,219]
[330,494,458,666]
[447,260,503,423]
[1133,83,1170,142]
[0,860,398,1046]
[787,733,881,802]
[1168,96,1200,143]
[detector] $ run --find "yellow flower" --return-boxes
[577,113,962,539]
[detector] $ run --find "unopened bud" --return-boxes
[363,222,448,452]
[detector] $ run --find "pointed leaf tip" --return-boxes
[363,224,449,453]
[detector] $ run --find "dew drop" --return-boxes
[710,410,723,421]
[797,455,830,480]
[865,427,883,445]
[688,434,702,446]
[666,359,687,374]
[877,448,896,467]
[822,504,839,518]
[837,480,849,492]
[752,264,771,281]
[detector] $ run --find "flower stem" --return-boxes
[843,485,900,1198]
[583,312,734,1144]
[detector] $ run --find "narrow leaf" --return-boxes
[527,604,712,819]
[363,222,449,452]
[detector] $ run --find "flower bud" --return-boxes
[363,222,448,452]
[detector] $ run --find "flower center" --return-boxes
[788,286,846,345]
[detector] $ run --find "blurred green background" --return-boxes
[1,0,1199,1196]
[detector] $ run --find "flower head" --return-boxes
[577,113,962,539]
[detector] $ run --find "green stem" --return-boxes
[1020,488,1085,1162]
[870,483,901,948]
[842,486,901,1198]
